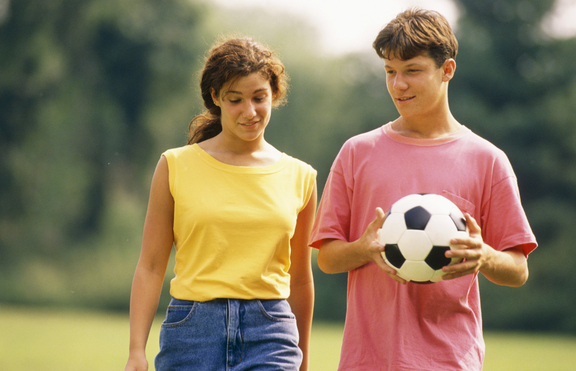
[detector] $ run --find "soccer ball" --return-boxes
[378,194,468,283]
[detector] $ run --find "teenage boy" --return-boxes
[310,8,537,370]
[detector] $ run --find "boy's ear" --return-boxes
[442,59,456,82]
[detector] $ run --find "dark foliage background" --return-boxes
[1,0,575,333]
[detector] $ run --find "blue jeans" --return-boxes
[155,298,302,370]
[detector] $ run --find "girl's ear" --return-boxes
[211,88,219,106]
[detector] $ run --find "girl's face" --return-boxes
[212,73,273,145]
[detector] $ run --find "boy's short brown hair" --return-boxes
[373,8,458,67]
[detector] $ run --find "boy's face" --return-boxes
[384,54,453,120]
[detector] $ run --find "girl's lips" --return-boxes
[240,121,259,128]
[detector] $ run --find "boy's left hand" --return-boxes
[441,213,494,280]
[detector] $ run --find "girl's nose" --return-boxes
[243,102,256,119]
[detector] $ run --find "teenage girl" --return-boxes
[125,37,317,371]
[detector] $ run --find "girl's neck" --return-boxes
[198,135,281,167]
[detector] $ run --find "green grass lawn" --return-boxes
[0,306,575,370]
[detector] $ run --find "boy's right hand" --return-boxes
[364,208,407,285]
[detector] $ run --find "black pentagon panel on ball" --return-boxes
[425,246,452,270]
[384,244,405,269]
[404,206,431,230]
[450,212,467,231]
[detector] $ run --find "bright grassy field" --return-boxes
[1,306,575,370]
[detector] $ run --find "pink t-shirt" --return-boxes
[310,123,537,370]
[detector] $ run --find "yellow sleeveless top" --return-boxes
[163,144,316,301]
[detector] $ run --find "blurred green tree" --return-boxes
[0,0,209,306]
[1,0,576,334]
[451,0,576,333]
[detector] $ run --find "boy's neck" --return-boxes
[391,115,461,139]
